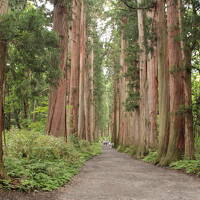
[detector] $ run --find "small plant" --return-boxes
[143,151,158,164]
[170,160,200,175]
[117,145,137,156]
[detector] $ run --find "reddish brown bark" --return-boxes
[178,0,194,159]
[113,78,121,146]
[89,39,95,141]
[162,0,185,165]
[183,52,194,159]
[84,60,91,141]
[119,18,128,146]
[78,0,85,139]
[66,25,72,139]
[155,0,170,165]
[46,2,68,138]
[112,81,118,147]
[137,0,148,157]
[147,9,158,149]
[69,0,81,135]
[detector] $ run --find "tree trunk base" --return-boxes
[0,164,7,179]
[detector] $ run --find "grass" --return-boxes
[0,129,101,191]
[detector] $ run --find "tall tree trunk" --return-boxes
[89,39,95,141]
[162,0,184,165]
[78,0,85,139]
[112,81,118,147]
[116,79,120,146]
[84,60,90,141]
[46,1,68,138]
[137,0,148,158]
[66,23,72,140]
[178,0,194,159]
[83,5,92,142]
[69,0,81,135]
[155,0,170,165]
[119,17,127,146]
[183,52,194,159]
[0,0,8,178]
[147,9,158,149]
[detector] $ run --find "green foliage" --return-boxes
[170,160,200,175]
[192,60,200,134]
[93,31,110,134]
[117,145,137,156]
[99,136,111,143]
[143,151,158,164]
[1,6,60,129]
[1,130,101,191]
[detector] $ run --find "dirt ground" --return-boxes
[1,147,200,200]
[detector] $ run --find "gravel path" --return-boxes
[1,147,200,200]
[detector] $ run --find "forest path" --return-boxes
[57,147,200,200]
[1,147,200,200]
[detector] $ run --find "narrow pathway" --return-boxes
[1,147,200,200]
[57,147,200,200]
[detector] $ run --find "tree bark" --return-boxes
[0,0,8,178]
[112,81,118,147]
[119,17,128,146]
[161,0,185,165]
[183,52,195,159]
[137,0,148,158]
[69,0,81,135]
[89,39,95,141]
[155,0,170,165]
[147,9,158,149]
[78,0,85,139]
[84,59,90,141]
[46,1,68,138]
[178,0,194,159]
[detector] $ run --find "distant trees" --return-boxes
[47,0,107,141]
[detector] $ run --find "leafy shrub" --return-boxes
[5,130,80,161]
[143,151,158,164]
[68,134,81,149]
[170,160,200,175]
[28,121,46,132]
[124,146,137,156]
[1,129,101,191]
[117,145,137,156]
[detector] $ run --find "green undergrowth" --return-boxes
[143,151,158,164]
[169,160,200,175]
[117,145,137,156]
[0,129,101,191]
[169,136,200,175]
